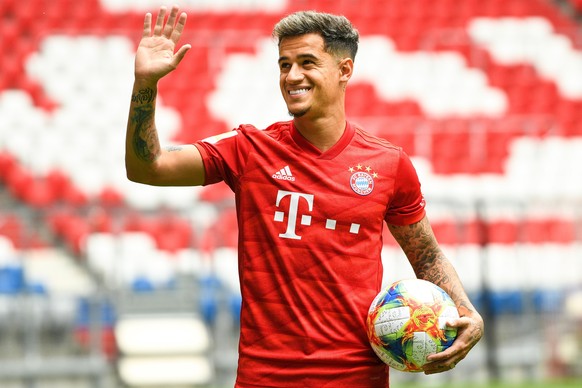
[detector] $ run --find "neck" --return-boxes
[293,112,346,152]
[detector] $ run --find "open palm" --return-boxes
[135,6,191,82]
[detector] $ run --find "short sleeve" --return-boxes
[194,126,250,189]
[384,150,426,226]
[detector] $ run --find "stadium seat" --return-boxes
[118,355,212,387]
[0,214,25,249]
[24,249,96,296]
[0,264,25,295]
[446,244,483,295]
[211,247,240,294]
[130,277,155,293]
[486,219,520,244]
[22,177,59,209]
[431,219,460,245]
[381,246,416,288]
[74,296,117,359]
[98,185,125,208]
[115,314,212,386]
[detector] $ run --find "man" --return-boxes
[125,6,484,387]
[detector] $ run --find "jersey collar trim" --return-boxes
[290,121,355,160]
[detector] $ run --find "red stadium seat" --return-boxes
[98,186,125,208]
[5,164,34,202]
[22,178,59,209]
[61,184,89,208]
[547,218,577,243]
[45,169,73,202]
[87,208,114,234]
[521,219,550,244]
[431,220,460,245]
[486,219,520,244]
[0,151,17,182]
[0,214,25,249]
[152,213,194,252]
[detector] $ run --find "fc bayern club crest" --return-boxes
[350,171,374,196]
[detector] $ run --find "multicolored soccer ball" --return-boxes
[366,279,459,372]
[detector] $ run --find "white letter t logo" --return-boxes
[273,190,314,240]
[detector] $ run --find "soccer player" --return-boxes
[125,6,484,387]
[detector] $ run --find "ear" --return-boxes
[339,58,354,82]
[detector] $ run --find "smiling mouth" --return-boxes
[289,88,310,96]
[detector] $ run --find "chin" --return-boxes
[288,108,309,118]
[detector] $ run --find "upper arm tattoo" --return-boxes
[165,145,183,152]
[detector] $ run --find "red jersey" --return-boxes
[195,121,425,388]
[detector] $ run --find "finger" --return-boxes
[427,345,457,363]
[163,5,180,38]
[153,6,167,36]
[423,360,457,375]
[170,12,188,44]
[142,13,152,38]
[423,353,459,373]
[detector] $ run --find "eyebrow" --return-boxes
[278,53,319,63]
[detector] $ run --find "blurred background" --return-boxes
[1,0,582,387]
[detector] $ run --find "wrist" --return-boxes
[133,76,159,89]
[457,303,478,318]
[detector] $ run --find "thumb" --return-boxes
[171,44,191,67]
[445,316,470,329]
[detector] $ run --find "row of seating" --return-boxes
[1,190,579,256]
[3,121,582,212]
[382,242,582,315]
[16,219,579,308]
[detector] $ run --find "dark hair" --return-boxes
[273,11,359,61]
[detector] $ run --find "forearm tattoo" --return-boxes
[388,218,474,315]
[390,219,484,350]
[130,88,160,162]
[131,88,155,104]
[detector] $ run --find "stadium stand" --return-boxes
[1,0,582,386]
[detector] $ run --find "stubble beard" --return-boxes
[288,106,309,118]
[288,110,306,118]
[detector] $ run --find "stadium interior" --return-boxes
[1,0,582,386]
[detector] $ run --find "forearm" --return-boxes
[388,217,478,317]
[414,248,476,318]
[391,217,485,370]
[125,80,162,183]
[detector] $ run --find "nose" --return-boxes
[286,63,303,83]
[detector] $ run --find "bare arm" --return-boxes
[388,215,484,374]
[125,5,205,186]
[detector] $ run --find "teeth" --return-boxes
[289,88,309,95]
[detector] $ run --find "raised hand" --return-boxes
[135,5,191,83]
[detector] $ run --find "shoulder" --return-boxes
[236,121,292,139]
[238,121,292,133]
[351,122,402,153]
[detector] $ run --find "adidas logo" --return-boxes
[272,165,296,181]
